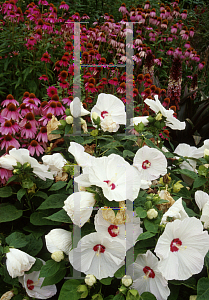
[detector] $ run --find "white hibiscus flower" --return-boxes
[195,190,209,229]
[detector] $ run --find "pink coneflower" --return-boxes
[59,1,69,10]
[41,51,51,63]
[39,74,49,81]
[0,167,13,185]
[62,95,73,106]
[0,134,20,150]
[28,140,44,156]
[119,3,128,14]
[38,0,48,5]
[171,24,178,34]
[0,120,20,135]
[1,103,21,121]
[23,93,40,107]
[167,47,174,55]
[59,81,69,89]
[36,126,48,143]
[81,13,90,20]
[108,77,118,86]
[54,61,62,72]
[189,27,194,37]
[18,103,31,117]
[38,113,53,126]
[181,10,187,19]
[198,61,205,70]
[47,86,57,97]
[58,70,68,82]
[1,94,19,107]
[117,82,126,94]
[59,56,69,67]
[64,41,73,51]
[21,122,37,139]
[20,112,38,127]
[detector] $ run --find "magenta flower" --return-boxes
[28,140,44,156]
[1,103,21,121]
[0,120,20,135]
[21,122,37,139]
[19,112,38,127]
[0,135,20,150]
[59,1,69,10]
[39,75,49,81]
[41,52,51,63]
[0,168,13,185]
[36,127,48,143]
[1,94,19,107]
[47,86,58,98]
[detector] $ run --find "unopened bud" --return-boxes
[0,291,14,300]
[121,275,133,287]
[85,274,96,286]
[66,116,73,124]
[155,113,163,121]
[147,208,158,219]
[51,250,64,262]
[204,149,209,163]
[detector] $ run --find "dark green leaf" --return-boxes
[6,232,28,248]
[25,258,43,274]
[144,219,159,233]
[17,188,26,201]
[21,234,43,256]
[0,204,22,223]
[100,277,113,285]
[123,150,135,158]
[58,279,82,300]
[114,265,125,278]
[137,232,156,241]
[35,178,53,189]
[113,293,125,300]
[140,292,157,300]
[0,186,13,197]
[193,177,207,189]
[176,169,197,180]
[136,207,147,218]
[30,211,61,226]
[49,181,67,191]
[170,277,196,290]
[45,209,72,223]
[38,194,68,210]
[197,277,209,299]
[39,260,61,278]
[41,261,66,287]
[35,191,48,199]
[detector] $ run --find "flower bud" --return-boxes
[122,275,133,287]
[147,208,158,219]
[155,113,163,121]
[65,108,71,116]
[92,112,99,120]
[204,149,209,163]
[51,250,64,262]
[126,289,140,300]
[85,274,96,286]
[145,200,152,210]
[66,116,73,124]
[77,285,88,298]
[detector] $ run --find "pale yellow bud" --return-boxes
[147,208,158,219]
[51,250,64,262]
[85,274,96,286]
[122,275,133,287]
[66,116,73,124]
[155,113,163,121]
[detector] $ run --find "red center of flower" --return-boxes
[4,134,13,141]
[93,244,106,253]
[50,101,57,108]
[27,279,34,290]
[143,266,155,278]
[7,103,16,111]
[30,140,38,147]
[108,225,120,237]
[170,238,182,252]
[25,122,32,129]
[142,160,151,169]
[104,180,116,190]
[101,111,109,118]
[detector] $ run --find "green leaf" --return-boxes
[144,139,158,150]
[45,209,72,223]
[100,277,113,285]
[144,219,159,233]
[49,181,67,191]
[197,277,209,299]
[35,191,48,199]
[17,188,26,201]
[6,175,18,184]
[23,224,46,239]
[25,258,43,274]
[167,284,180,300]
[102,141,123,149]
[193,177,207,189]
[135,207,147,218]
[123,150,135,158]
[58,279,82,300]
[114,265,125,278]
[140,292,157,300]
[21,234,43,256]
[35,178,53,189]
[137,232,156,241]
[170,277,196,290]
[0,186,13,197]
[6,232,28,248]
[0,204,22,223]
[30,211,61,226]
[41,261,66,287]
[38,194,68,210]
[204,250,209,270]
[39,260,61,278]
[113,293,125,300]
[176,169,197,180]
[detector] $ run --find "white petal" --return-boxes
[45,228,72,255]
